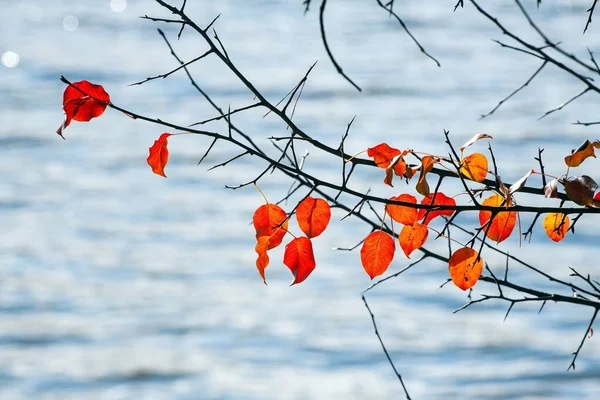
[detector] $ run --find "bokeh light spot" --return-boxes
[1,51,20,68]
[63,15,79,31]
[110,0,127,13]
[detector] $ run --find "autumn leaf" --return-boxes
[386,194,418,225]
[360,231,395,279]
[544,179,559,199]
[448,247,484,291]
[509,169,534,195]
[384,155,407,187]
[147,133,172,177]
[564,140,600,167]
[460,133,493,153]
[57,80,111,138]
[404,165,419,180]
[253,204,288,249]
[367,143,401,169]
[255,236,270,283]
[296,196,331,238]
[418,192,456,225]
[460,153,488,183]
[399,223,428,258]
[391,155,407,177]
[562,175,598,206]
[283,236,316,285]
[478,194,517,243]
[416,156,435,196]
[543,213,570,242]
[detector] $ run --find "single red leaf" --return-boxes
[384,167,394,187]
[399,223,428,258]
[360,231,395,279]
[448,247,483,291]
[367,143,401,169]
[386,194,418,225]
[253,204,288,249]
[417,192,456,225]
[296,197,331,238]
[478,194,517,243]
[283,236,316,285]
[543,213,570,242]
[147,133,172,178]
[57,80,110,138]
[255,236,270,283]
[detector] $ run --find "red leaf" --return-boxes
[448,247,484,290]
[367,143,401,169]
[253,204,288,249]
[296,197,331,238]
[383,155,407,187]
[360,231,395,279]
[57,80,110,138]
[283,237,316,285]
[417,192,456,225]
[255,236,270,283]
[399,223,428,258]
[386,194,418,225]
[147,133,172,178]
[478,194,517,243]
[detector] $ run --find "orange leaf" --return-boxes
[563,175,598,206]
[384,167,394,187]
[255,236,270,283]
[57,80,110,138]
[367,143,401,169]
[478,194,517,243]
[404,165,419,180]
[543,213,570,242]
[283,236,316,285]
[147,133,172,178]
[448,247,483,291]
[392,156,407,176]
[383,156,407,187]
[360,231,395,279]
[460,153,488,183]
[253,204,288,249]
[296,197,331,239]
[386,194,418,225]
[418,192,456,225]
[399,223,428,258]
[565,140,597,167]
[416,156,435,196]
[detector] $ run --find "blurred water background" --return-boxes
[2,0,600,399]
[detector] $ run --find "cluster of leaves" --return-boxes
[253,195,331,284]
[57,80,600,290]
